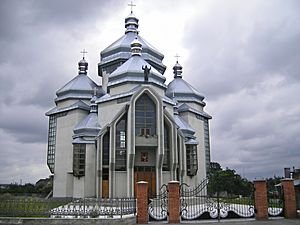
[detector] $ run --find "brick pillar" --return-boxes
[136,181,148,224]
[281,178,297,218]
[168,181,180,223]
[254,180,268,220]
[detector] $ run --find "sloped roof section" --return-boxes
[55,74,104,102]
[174,114,195,137]
[46,100,90,116]
[178,103,212,119]
[166,77,204,101]
[73,112,101,137]
[108,55,166,89]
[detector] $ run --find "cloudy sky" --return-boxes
[0,0,299,184]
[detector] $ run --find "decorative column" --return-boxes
[281,178,297,218]
[136,181,148,224]
[168,181,180,223]
[254,180,268,220]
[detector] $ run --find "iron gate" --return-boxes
[267,184,284,217]
[148,184,168,221]
[180,178,255,220]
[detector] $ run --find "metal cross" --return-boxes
[174,53,180,62]
[80,49,88,59]
[128,1,136,13]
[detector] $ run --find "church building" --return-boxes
[46,9,212,198]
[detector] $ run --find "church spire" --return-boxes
[78,49,88,75]
[125,1,139,34]
[90,88,97,113]
[131,36,142,56]
[173,55,183,78]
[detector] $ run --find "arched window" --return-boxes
[163,123,170,171]
[116,114,127,171]
[135,94,156,136]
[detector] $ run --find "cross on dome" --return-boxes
[174,53,180,63]
[128,1,136,13]
[80,49,88,59]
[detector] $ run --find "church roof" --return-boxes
[73,94,101,137]
[174,114,195,136]
[166,61,205,105]
[99,12,166,73]
[107,37,166,89]
[73,112,101,137]
[55,58,104,102]
[46,100,90,116]
[178,103,212,119]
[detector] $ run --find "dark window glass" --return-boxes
[135,94,156,136]
[186,144,198,176]
[47,112,67,173]
[73,144,86,177]
[163,123,170,171]
[103,132,110,166]
[116,114,127,171]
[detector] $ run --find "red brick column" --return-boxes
[136,181,148,224]
[168,181,180,223]
[281,178,297,218]
[254,180,268,220]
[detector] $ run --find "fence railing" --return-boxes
[0,197,136,218]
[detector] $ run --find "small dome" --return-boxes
[125,12,139,34]
[173,61,183,78]
[78,57,88,75]
[131,37,142,56]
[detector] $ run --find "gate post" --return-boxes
[254,180,268,220]
[136,181,148,224]
[281,178,297,218]
[168,181,180,223]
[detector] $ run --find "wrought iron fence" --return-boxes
[0,197,136,218]
[180,179,255,220]
[148,184,168,221]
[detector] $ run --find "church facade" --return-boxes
[46,11,212,198]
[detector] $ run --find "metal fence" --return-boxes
[0,197,136,218]
[180,180,255,220]
[148,184,168,221]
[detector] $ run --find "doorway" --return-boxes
[134,166,156,197]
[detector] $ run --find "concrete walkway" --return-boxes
[0,218,299,225]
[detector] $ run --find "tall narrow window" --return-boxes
[73,144,86,177]
[186,144,198,176]
[135,94,156,136]
[163,123,170,171]
[47,112,67,173]
[102,132,110,166]
[116,115,127,171]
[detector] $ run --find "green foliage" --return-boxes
[0,176,53,197]
[207,162,253,197]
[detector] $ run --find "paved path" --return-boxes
[164,218,300,225]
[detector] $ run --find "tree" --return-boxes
[207,162,253,197]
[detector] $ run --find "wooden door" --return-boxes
[102,180,109,198]
[134,169,156,197]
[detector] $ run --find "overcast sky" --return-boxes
[0,0,299,184]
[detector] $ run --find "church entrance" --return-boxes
[134,166,156,197]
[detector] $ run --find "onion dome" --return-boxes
[125,12,139,34]
[78,57,88,75]
[55,57,105,103]
[173,60,183,78]
[166,60,205,105]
